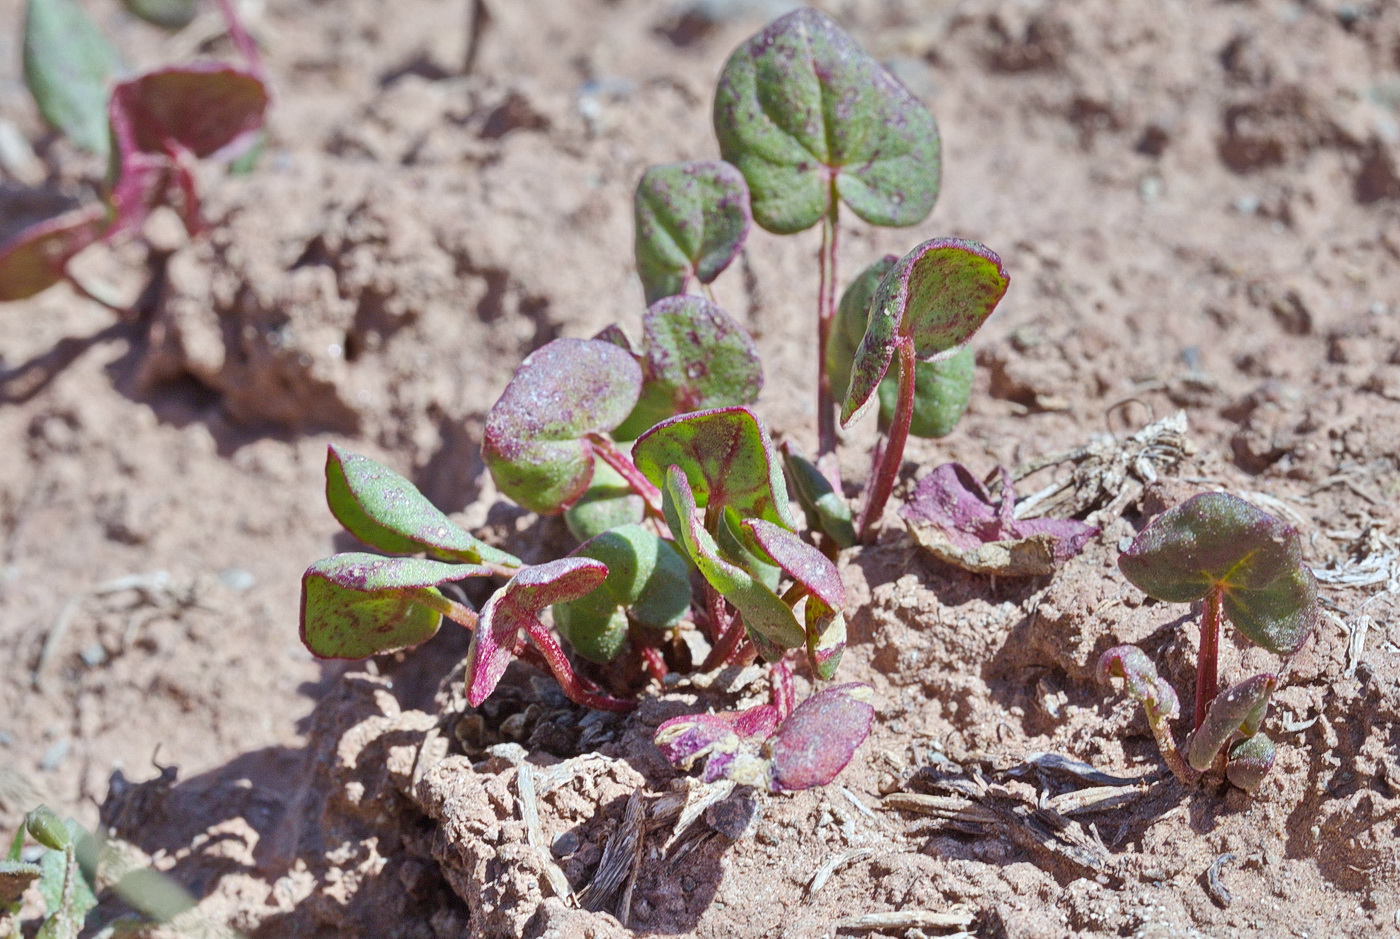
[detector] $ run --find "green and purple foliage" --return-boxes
[634,161,750,304]
[1099,492,1318,791]
[0,0,269,305]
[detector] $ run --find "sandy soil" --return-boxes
[2,0,1399,936]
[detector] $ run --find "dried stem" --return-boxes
[856,336,915,541]
[1195,586,1223,732]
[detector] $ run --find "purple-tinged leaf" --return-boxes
[0,206,107,302]
[828,256,897,406]
[781,443,857,549]
[660,467,803,661]
[842,239,1008,428]
[109,64,269,161]
[745,518,848,678]
[463,557,608,707]
[1096,645,1180,726]
[484,338,643,515]
[613,296,764,440]
[1225,733,1276,792]
[714,9,940,234]
[552,524,691,664]
[634,161,751,303]
[1185,673,1277,773]
[902,464,1098,576]
[300,553,487,660]
[24,0,123,158]
[325,445,520,570]
[633,406,798,535]
[769,683,875,792]
[654,702,781,782]
[1119,492,1318,656]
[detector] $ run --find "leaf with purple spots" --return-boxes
[634,161,751,303]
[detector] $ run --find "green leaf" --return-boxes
[781,443,856,549]
[23,0,122,158]
[1118,492,1319,655]
[300,554,485,659]
[662,467,804,659]
[613,296,765,440]
[1096,644,1180,727]
[564,458,646,541]
[634,161,751,303]
[464,557,608,706]
[34,820,95,939]
[122,0,196,30]
[828,255,896,405]
[877,345,974,438]
[484,338,643,515]
[745,518,847,678]
[1225,733,1276,791]
[842,238,1008,427]
[632,406,797,537]
[326,445,519,569]
[24,808,69,852]
[714,8,940,234]
[1186,673,1277,773]
[0,206,108,302]
[553,524,692,663]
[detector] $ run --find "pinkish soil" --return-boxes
[2,1,1399,937]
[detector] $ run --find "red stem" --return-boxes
[701,612,746,671]
[212,0,265,77]
[522,621,635,712]
[770,658,794,720]
[816,191,840,458]
[639,644,668,683]
[1195,587,1223,732]
[588,434,663,518]
[857,336,916,541]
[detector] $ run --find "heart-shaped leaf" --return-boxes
[553,524,692,663]
[109,64,269,161]
[484,338,643,515]
[745,518,847,678]
[326,445,520,569]
[902,464,1098,576]
[1225,733,1276,791]
[24,0,123,158]
[714,8,940,234]
[634,161,751,303]
[1118,492,1318,655]
[661,467,804,659]
[842,239,1008,427]
[463,557,608,707]
[612,296,764,440]
[563,458,646,541]
[1185,673,1277,773]
[0,206,107,302]
[633,406,797,535]
[301,554,485,659]
[768,683,875,792]
[781,444,857,549]
[876,345,975,438]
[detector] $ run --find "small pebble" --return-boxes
[40,738,71,772]
[219,568,257,592]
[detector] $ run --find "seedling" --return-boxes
[299,7,1028,797]
[0,0,269,308]
[1098,492,1318,790]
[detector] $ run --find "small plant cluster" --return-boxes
[0,0,269,309]
[299,8,1011,793]
[1098,492,1319,791]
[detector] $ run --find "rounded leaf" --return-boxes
[877,345,975,438]
[1119,492,1318,655]
[109,64,269,160]
[564,458,646,541]
[123,0,197,29]
[553,524,692,663]
[327,445,519,568]
[484,338,643,515]
[714,9,940,234]
[634,161,751,303]
[1186,673,1277,772]
[613,296,764,440]
[300,554,480,659]
[0,206,107,302]
[1226,733,1276,792]
[769,683,876,792]
[842,239,1008,427]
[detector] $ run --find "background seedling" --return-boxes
[1099,492,1318,790]
[0,0,269,307]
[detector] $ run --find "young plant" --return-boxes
[1098,492,1318,790]
[0,0,269,308]
[3,806,97,939]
